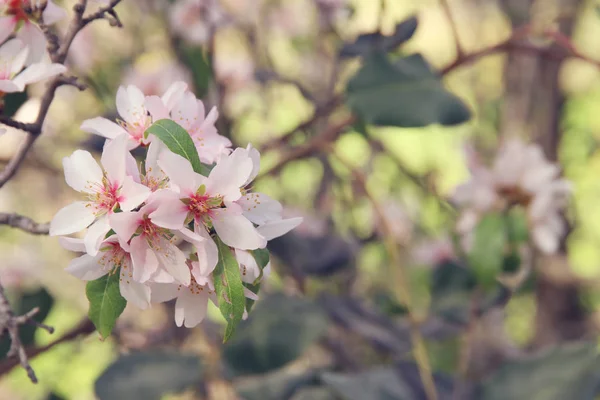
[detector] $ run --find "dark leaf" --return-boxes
[346,52,471,127]
[235,369,321,400]
[95,351,203,400]
[340,16,418,58]
[2,92,28,117]
[478,342,600,400]
[223,293,328,376]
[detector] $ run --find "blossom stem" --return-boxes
[0,212,49,235]
[331,149,439,400]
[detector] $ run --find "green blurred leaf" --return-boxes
[346,52,471,127]
[479,342,600,400]
[235,369,321,400]
[180,46,212,97]
[3,91,27,117]
[322,368,417,400]
[245,249,271,312]
[506,208,529,244]
[429,261,476,323]
[340,16,418,58]
[86,271,126,339]
[468,213,507,290]
[146,119,210,176]
[95,351,203,400]
[213,236,245,342]
[502,252,521,274]
[223,294,329,376]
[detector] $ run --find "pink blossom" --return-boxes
[0,38,65,93]
[59,236,151,309]
[49,134,151,255]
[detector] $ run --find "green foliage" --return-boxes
[468,213,507,290]
[223,294,329,376]
[340,16,418,58]
[478,342,600,400]
[506,207,529,244]
[429,260,476,323]
[180,46,212,98]
[145,119,211,176]
[86,272,126,339]
[213,236,246,342]
[346,52,471,127]
[234,369,322,400]
[245,249,270,312]
[2,92,28,117]
[95,351,203,400]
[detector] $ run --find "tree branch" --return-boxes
[439,0,464,57]
[0,282,54,383]
[0,213,50,235]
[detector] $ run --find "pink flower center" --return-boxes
[188,193,222,220]
[86,176,121,215]
[118,115,152,144]
[179,277,213,296]
[98,241,130,275]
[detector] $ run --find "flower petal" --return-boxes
[206,147,252,201]
[109,211,141,246]
[148,189,188,229]
[212,208,266,250]
[59,236,86,252]
[0,17,16,45]
[49,201,96,236]
[13,62,66,87]
[237,192,282,225]
[116,84,146,124]
[65,253,107,280]
[119,275,151,309]
[150,283,179,303]
[119,176,151,212]
[256,217,303,241]
[81,117,128,140]
[130,236,158,282]
[84,216,111,256]
[63,149,103,193]
[157,149,203,194]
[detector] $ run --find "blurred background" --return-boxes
[3,0,600,399]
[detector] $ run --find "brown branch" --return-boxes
[0,213,50,235]
[260,96,344,153]
[0,318,94,379]
[257,114,356,178]
[439,0,464,57]
[0,0,122,189]
[0,283,54,383]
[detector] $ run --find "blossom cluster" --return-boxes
[452,138,571,254]
[49,81,302,328]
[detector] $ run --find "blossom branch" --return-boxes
[0,0,122,189]
[331,148,439,400]
[0,282,54,383]
[0,213,50,235]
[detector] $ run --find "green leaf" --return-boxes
[223,293,329,376]
[243,249,270,312]
[213,236,245,342]
[468,213,507,290]
[340,16,418,58]
[506,207,529,244]
[2,91,27,117]
[346,52,471,127]
[479,342,600,400]
[180,46,212,98]
[95,351,204,400]
[145,119,210,176]
[86,271,127,339]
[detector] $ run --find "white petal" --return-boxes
[13,63,66,86]
[256,217,303,241]
[237,192,282,225]
[206,147,252,201]
[109,211,141,246]
[116,85,146,124]
[49,201,96,236]
[161,81,188,110]
[84,216,111,256]
[0,80,23,93]
[243,286,259,301]
[119,176,151,212]
[235,249,260,284]
[119,276,151,309]
[212,208,267,250]
[177,291,208,328]
[81,117,128,140]
[157,150,203,194]
[130,236,158,282]
[42,1,68,25]
[59,236,86,252]
[0,17,17,46]
[100,133,129,185]
[193,227,218,279]
[147,189,188,229]
[65,254,107,280]
[144,95,169,120]
[153,243,191,285]
[63,149,103,193]
[532,225,559,254]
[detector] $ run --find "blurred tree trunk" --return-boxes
[498,0,589,348]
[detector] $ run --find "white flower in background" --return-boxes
[411,237,455,267]
[452,138,571,254]
[169,0,224,45]
[0,39,65,93]
[378,200,413,245]
[122,60,192,97]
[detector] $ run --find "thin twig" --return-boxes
[439,0,464,57]
[0,213,50,235]
[0,318,94,379]
[331,149,438,400]
[0,283,54,383]
[258,114,356,178]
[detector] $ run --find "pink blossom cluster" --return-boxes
[0,0,66,95]
[49,82,302,328]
